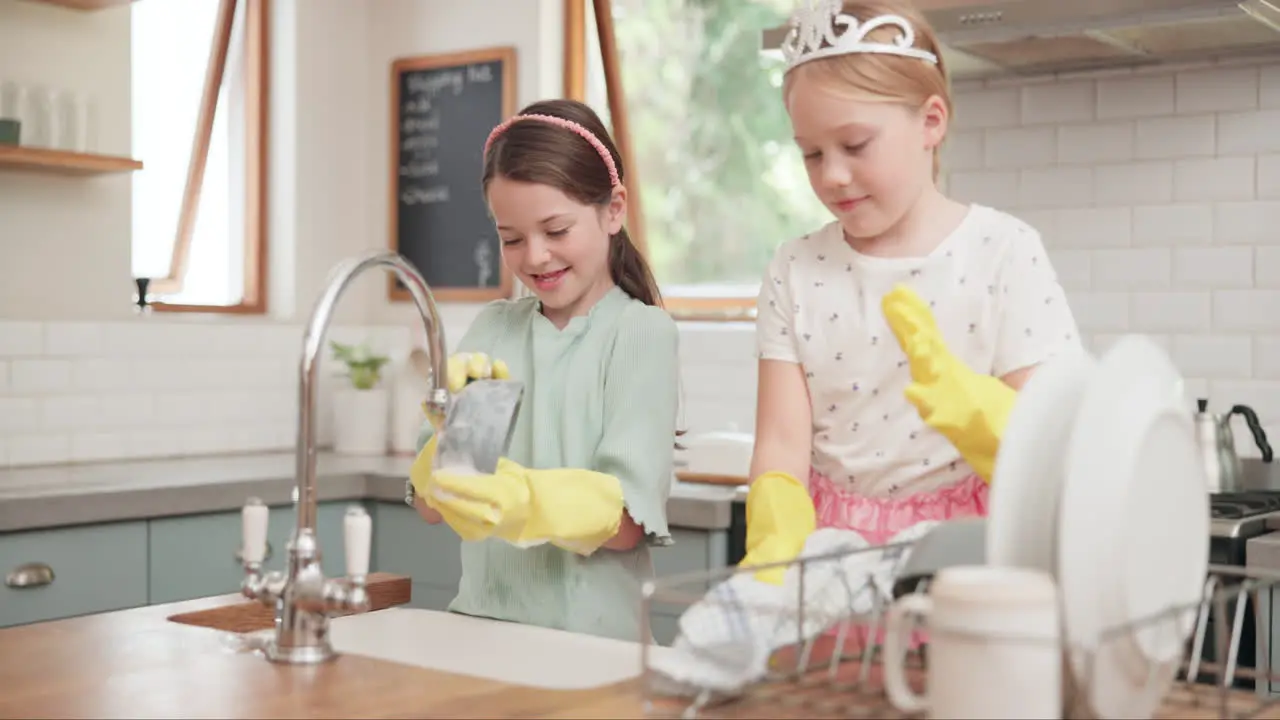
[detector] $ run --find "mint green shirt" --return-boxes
[418,286,680,642]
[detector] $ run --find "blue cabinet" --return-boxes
[0,520,149,628]
[148,501,358,605]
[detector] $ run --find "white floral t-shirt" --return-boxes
[756,204,1082,498]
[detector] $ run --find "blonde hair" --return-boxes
[782,0,952,180]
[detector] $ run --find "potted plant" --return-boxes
[330,340,392,455]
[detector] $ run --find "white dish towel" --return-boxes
[648,522,938,696]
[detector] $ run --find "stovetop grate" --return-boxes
[1211,491,1280,520]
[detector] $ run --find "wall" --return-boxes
[941,58,1280,454]
[2,0,1277,466]
[0,0,559,466]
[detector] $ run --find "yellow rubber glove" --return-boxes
[425,458,625,555]
[738,471,817,585]
[446,351,510,394]
[409,350,514,538]
[881,284,1017,484]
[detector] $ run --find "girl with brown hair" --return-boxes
[407,99,681,643]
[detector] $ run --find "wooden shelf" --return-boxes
[22,0,137,10]
[0,145,143,176]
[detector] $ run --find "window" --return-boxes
[573,0,830,320]
[130,0,268,313]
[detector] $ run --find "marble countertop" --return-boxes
[0,452,743,534]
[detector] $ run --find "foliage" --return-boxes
[330,341,390,391]
[604,0,832,290]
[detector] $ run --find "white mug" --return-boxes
[882,565,1062,719]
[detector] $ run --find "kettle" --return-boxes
[1194,398,1274,493]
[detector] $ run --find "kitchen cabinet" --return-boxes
[649,528,728,645]
[370,502,462,612]
[0,519,149,628]
[148,501,357,605]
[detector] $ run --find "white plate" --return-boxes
[987,348,1097,574]
[1058,336,1209,719]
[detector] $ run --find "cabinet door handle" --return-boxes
[5,562,55,589]
[234,541,273,565]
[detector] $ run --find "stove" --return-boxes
[1210,491,1280,539]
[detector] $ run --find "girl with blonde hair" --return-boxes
[740,0,1082,579]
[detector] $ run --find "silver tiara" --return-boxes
[780,0,939,70]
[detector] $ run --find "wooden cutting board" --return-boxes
[676,471,749,487]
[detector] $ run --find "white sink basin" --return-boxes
[245,608,676,691]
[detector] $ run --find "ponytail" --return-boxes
[608,228,663,309]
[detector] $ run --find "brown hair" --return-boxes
[782,0,952,180]
[480,99,663,309]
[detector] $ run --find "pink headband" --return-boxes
[483,113,622,188]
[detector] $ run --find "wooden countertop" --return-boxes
[0,573,644,720]
[1,573,1276,719]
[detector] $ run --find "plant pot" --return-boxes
[332,386,390,455]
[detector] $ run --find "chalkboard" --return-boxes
[388,47,516,303]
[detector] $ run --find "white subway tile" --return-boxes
[1055,208,1132,249]
[0,321,42,356]
[1094,162,1174,205]
[1214,201,1280,245]
[71,432,135,462]
[1257,247,1280,288]
[1091,248,1171,290]
[0,397,38,433]
[9,359,72,394]
[942,131,983,171]
[1173,335,1252,379]
[70,358,134,391]
[1047,250,1091,290]
[984,127,1056,169]
[1018,167,1093,208]
[947,170,1019,206]
[1213,290,1280,331]
[1131,291,1212,331]
[1174,157,1256,201]
[1065,291,1130,331]
[8,434,70,466]
[1057,122,1134,165]
[953,87,1021,129]
[1131,204,1213,246]
[43,323,104,356]
[40,395,99,431]
[1176,66,1259,113]
[1135,115,1215,159]
[1217,110,1280,155]
[1172,247,1253,288]
[1208,380,1280,424]
[1255,335,1280,379]
[1097,75,1175,119]
[97,393,155,426]
[1259,155,1280,199]
[1021,80,1096,124]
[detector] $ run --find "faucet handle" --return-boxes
[241,498,270,566]
[344,505,372,579]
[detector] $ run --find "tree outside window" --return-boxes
[582,0,830,318]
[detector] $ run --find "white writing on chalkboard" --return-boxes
[402,187,450,205]
[474,240,495,287]
[400,160,439,179]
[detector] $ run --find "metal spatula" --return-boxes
[432,378,525,474]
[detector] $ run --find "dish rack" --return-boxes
[637,541,1280,719]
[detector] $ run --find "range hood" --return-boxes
[762,0,1280,79]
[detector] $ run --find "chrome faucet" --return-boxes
[238,250,449,664]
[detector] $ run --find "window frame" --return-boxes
[142,0,270,315]
[564,0,758,323]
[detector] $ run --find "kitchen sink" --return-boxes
[237,607,676,691]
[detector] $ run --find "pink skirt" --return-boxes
[805,468,988,656]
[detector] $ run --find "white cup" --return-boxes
[882,565,1062,719]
